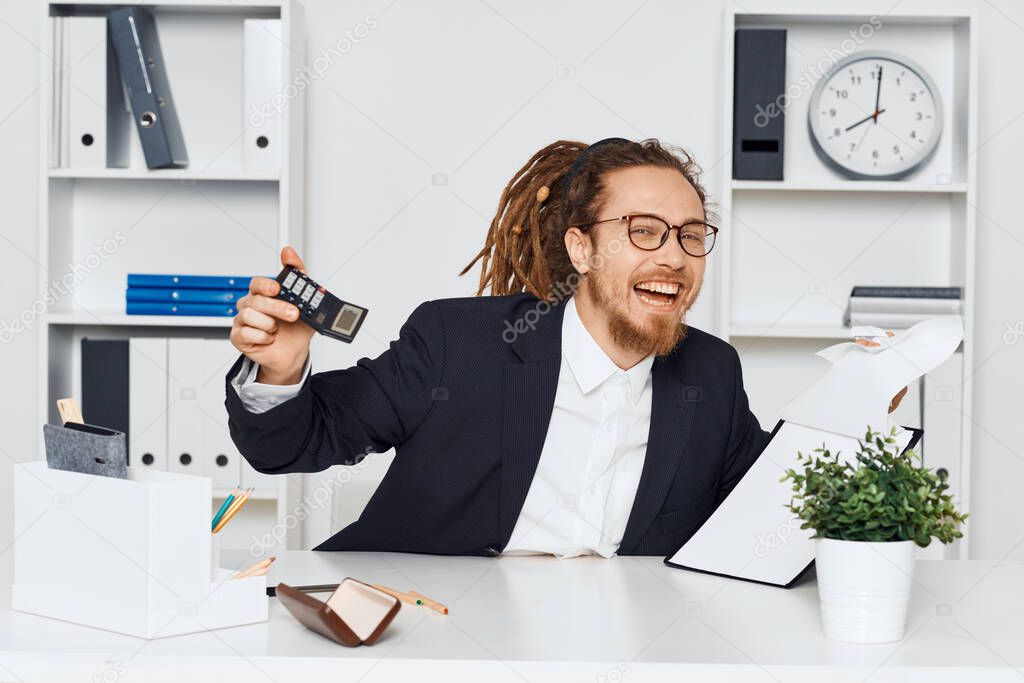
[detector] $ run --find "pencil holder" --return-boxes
[11,461,268,638]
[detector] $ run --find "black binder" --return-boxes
[732,29,786,180]
[108,7,188,169]
[81,339,130,451]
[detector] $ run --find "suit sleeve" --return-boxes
[225,300,446,474]
[715,347,773,505]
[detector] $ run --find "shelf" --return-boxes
[731,179,968,194]
[728,324,852,340]
[46,312,234,327]
[48,168,279,182]
[49,0,285,12]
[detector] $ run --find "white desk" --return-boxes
[1,551,1022,682]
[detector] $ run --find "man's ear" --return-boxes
[564,227,593,274]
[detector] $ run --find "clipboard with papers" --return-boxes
[664,419,923,588]
[663,317,963,588]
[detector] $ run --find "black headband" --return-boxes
[562,137,632,195]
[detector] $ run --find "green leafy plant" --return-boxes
[781,427,967,547]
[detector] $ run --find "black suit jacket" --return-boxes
[225,294,771,557]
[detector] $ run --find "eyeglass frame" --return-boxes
[577,214,719,257]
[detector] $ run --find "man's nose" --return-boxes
[652,229,689,269]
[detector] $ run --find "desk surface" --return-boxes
[1,551,1022,682]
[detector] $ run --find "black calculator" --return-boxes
[274,266,368,343]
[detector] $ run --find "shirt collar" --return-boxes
[561,297,654,404]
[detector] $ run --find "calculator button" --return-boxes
[300,284,315,302]
[291,279,306,295]
[310,291,324,308]
[282,271,297,289]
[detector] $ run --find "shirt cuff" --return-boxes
[231,356,311,414]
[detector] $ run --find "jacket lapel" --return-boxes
[617,355,696,554]
[498,298,565,546]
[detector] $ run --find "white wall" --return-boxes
[2,0,1022,561]
[0,0,45,580]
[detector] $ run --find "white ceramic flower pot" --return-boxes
[815,537,915,643]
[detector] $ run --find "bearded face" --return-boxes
[585,255,701,357]
[567,166,708,359]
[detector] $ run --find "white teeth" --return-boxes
[636,292,673,307]
[635,281,680,295]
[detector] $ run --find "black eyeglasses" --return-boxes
[580,214,719,257]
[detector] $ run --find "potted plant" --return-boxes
[782,427,967,643]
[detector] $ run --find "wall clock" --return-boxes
[807,51,943,180]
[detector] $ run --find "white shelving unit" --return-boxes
[38,0,307,550]
[718,4,977,559]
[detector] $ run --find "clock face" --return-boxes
[808,52,943,179]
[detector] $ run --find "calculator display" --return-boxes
[332,306,363,336]
[274,266,368,343]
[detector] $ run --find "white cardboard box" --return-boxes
[12,462,267,638]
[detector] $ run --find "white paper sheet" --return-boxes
[780,316,963,439]
[665,317,963,586]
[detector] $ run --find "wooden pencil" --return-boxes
[372,584,448,615]
[232,556,275,580]
[212,487,253,534]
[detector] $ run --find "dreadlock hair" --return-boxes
[459,137,712,300]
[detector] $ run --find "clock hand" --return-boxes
[873,65,883,124]
[853,121,872,153]
[844,109,887,132]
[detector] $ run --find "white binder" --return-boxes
[242,19,282,172]
[167,338,206,477]
[49,17,62,168]
[129,338,168,471]
[66,17,109,168]
[60,16,71,166]
[199,339,243,490]
[201,341,279,495]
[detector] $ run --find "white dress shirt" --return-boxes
[502,297,653,557]
[231,355,311,414]
[232,297,654,558]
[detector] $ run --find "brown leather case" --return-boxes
[276,579,401,646]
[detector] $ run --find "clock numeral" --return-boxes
[851,75,861,85]
[916,112,922,121]
[910,130,917,139]
[910,92,917,102]
[835,89,848,99]
[892,145,900,155]
[833,128,841,137]
[830,108,836,117]
[872,149,879,159]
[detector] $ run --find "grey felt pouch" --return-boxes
[43,422,128,479]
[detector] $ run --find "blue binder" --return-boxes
[126,288,245,303]
[108,7,188,169]
[127,274,253,290]
[126,302,237,317]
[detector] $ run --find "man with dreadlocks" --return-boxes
[226,137,905,557]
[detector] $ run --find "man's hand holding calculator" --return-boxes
[231,247,314,386]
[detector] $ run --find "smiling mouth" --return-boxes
[633,280,682,308]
